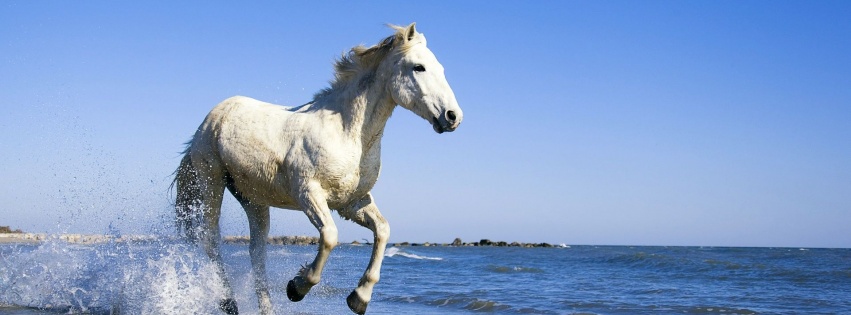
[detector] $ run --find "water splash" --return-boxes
[0,238,227,314]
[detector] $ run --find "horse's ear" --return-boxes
[389,22,418,47]
[404,22,417,41]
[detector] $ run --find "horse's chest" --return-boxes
[321,146,381,207]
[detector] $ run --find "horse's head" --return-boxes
[382,23,463,134]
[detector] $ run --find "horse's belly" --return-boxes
[322,166,380,209]
[234,180,299,210]
[230,174,371,211]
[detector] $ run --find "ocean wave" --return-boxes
[485,265,544,274]
[604,251,686,271]
[560,301,758,315]
[603,250,766,274]
[385,294,552,314]
[464,298,512,312]
[384,247,443,260]
[679,306,758,314]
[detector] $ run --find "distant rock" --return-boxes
[0,226,23,234]
[222,235,319,245]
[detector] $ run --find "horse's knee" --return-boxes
[320,226,338,250]
[374,218,390,242]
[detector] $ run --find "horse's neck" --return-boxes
[320,77,395,148]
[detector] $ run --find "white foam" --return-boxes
[0,238,228,314]
[384,247,443,261]
[118,243,228,314]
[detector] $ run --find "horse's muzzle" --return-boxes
[431,117,445,134]
[431,110,461,134]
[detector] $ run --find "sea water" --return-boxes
[1,239,850,314]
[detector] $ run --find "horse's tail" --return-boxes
[172,152,202,243]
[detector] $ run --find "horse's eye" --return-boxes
[413,64,426,72]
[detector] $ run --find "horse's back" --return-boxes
[205,96,289,127]
[191,96,287,156]
[186,96,304,207]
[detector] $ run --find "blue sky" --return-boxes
[1,1,849,247]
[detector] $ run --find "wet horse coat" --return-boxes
[173,23,462,315]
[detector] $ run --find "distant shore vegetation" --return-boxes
[0,231,561,248]
[0,226,24,234]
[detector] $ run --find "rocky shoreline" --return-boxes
[222,235,320,245]
[0,233,318,245]
[385,238,564,248]
[0,233,564,248]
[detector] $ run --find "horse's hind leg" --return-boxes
[235,195,273,315]
[286,182,339,302]
[338,193,389,315]
[196,167,238,314]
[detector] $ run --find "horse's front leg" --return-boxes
[287,182,339,302]
[338,193,389,315]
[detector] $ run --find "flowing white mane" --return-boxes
[315,24,425,100]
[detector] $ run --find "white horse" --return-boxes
[173,23,462,315]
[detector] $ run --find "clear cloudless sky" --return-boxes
[1,1,849,248]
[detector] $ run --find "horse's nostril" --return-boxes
[446,110,457,122]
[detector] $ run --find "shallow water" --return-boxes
[1,239,850,314]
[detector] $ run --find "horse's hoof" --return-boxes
[286,279,306,302]
[346,291,368,315]
[219,298,239,315]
